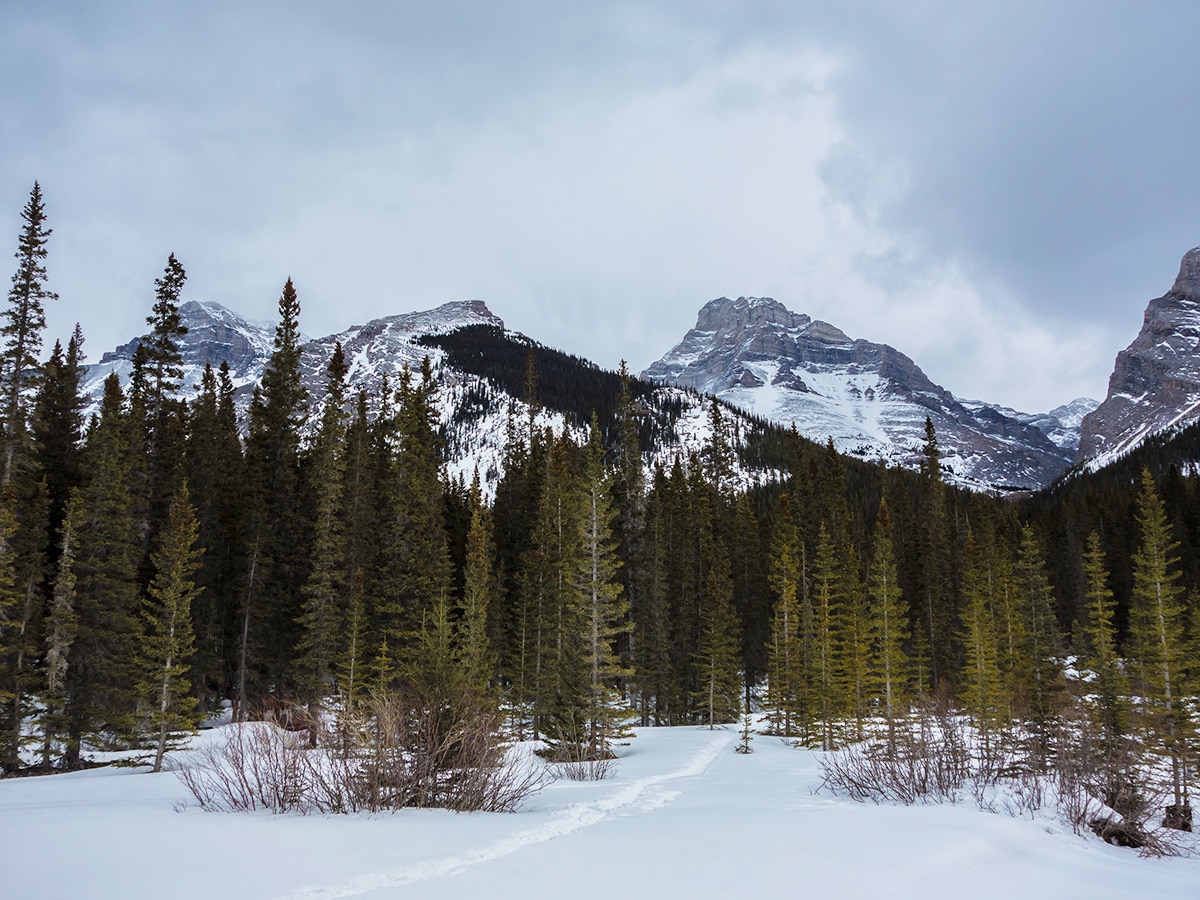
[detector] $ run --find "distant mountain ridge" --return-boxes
[79,298,779,494]
[80,245,1200,494]
[641,296,1091,491]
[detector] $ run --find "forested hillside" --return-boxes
[1,184,1197,835]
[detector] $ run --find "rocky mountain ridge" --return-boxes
[642,296,1089,491]
[1077,247,1200,468]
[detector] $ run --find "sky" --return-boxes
[2,1,1199,413]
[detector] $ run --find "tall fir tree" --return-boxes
[38,491,82,769]
[139,484,203,772]
[64,375,141,767]
[575,418,633,758]
[294,344,350,706]
[1080,531,1134,807]
[866,498,909,738]
[240,278,308,709]
[458,480,499,698]
[1128,469,1192,823]
[766,495,805,736]
[2,183,56,488]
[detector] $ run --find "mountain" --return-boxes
[641,296,1085,491]
[80,298,785,494]
[1078,247,1200,468]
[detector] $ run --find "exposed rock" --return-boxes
[643,296,1077,490]
[1078,248,1200,466]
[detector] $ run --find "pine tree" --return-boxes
[959,530,1005,755]
[765,495,804,736]
[64,375,141,767]
[1080,531,1134,806]
[142,253,188,425]
[866,499,909,739]
[0,490,24,770]
[2,183,56,487]
[1128,469,1192,824]
[38,491,82,769]
[294,345,350,705]
[691,462,742,728]
[239,278,307,707]
[1012,524,1064,754]
[575,418,633,758]
[810,523,843,749]
[459,483,498,698]
[139,485,203,772]
[184,362,247,707]
[917,416,953,688]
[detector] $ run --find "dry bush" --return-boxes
[177,691,553,814]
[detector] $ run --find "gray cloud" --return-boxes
[2,2,1197,413]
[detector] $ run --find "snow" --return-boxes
[2,725,1196,899]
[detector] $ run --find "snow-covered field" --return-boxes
[2,724,1197,899]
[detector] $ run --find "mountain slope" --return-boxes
[1078,247,1200,468]
[642,296,1079,490]
[80,299,787,493]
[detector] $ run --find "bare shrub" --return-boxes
[177,690,553,815]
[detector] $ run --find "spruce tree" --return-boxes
[38,491,82,769]
[459,482,499,698]
[866,499,908,741]
[2,183,56,487]
[810,523,843,749]
[294,344,350,706]
[139,484,203,772]
[240,278,307,707]
[0,490,24,770]
[142,253,188,425]
[1012,524,1064,754]
[1081,531,1134,807]
[766,495,804,736]
[64,375,141,767]
[959,530,1005,755]
[576,418,633,758]
[1128,469,1192,825]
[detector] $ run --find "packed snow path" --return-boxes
[2,725,1197,899]
[284,729,733,898]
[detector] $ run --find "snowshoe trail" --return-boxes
[281,730,733,899]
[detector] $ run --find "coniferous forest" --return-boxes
[2,184,1199,832]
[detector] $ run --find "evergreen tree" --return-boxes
[1081,531,1134,806]
[239,278,307,707]
[1012,524,1064,752]
[142,253,187,425]
[38,491,82,769]
[1128,469,1192,823]
[139,484,203,772]
[64,375,141,767]
[959,530,1005,754]
[866,499,908,738]
[765,495,804,736]
[575,419,633,757]
[184,362,247,706]
[459,482,498,698]
[917,416,953,688]
[0,490,24,770]
[810,523,843,749]
[294,344,350,705]
[2,183,56,487]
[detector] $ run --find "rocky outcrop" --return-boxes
[1078,248,1200,466]
[643,296,1077,490]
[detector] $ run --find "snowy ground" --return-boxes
[2,725,1197,899]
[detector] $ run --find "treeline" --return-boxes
[0,185,1196,825]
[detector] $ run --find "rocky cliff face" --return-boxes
[1078,248,1200,467]
[643,296,1080,490]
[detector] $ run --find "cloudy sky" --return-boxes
[2,1,1198,412]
